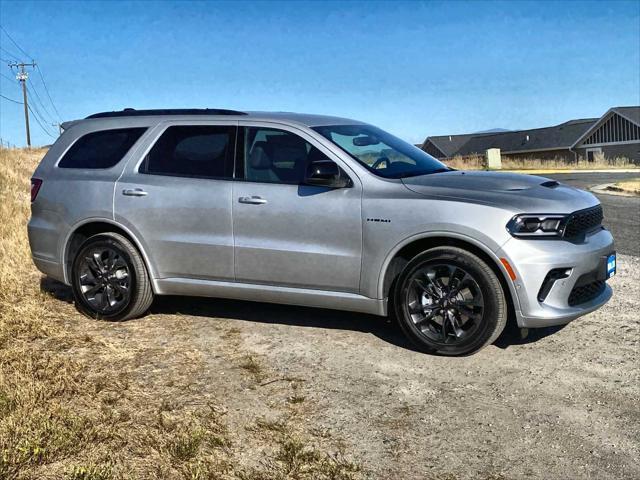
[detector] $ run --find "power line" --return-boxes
[25,85,55,132]
[0,46,20,62]
[1,27,62,145]
[0,25,33,59]
[1,25,62,123]
[27,103,55,138]
[36,65,61,121]
[26,81,54,123]
[0,93,22,104]
[0,71,17,83]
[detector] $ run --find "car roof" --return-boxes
[63,109,365,131]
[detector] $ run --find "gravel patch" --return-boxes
[79,254,640,479]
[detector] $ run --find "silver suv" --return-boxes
[28,109,615,355]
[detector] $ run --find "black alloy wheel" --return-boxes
[405,263,485,345]
[394,246,508,356]
[71,232,153,321]
[77,246,131,315]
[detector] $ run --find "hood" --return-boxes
[401,171,599,213]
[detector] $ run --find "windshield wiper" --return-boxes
[392,168,452,179]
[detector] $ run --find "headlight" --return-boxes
[506,214,568,238]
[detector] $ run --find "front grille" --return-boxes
[563,205,603,239]
[568,280,605,306]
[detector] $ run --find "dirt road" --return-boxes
[48,254,638,479]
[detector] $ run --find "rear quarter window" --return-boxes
[58,128,147,169]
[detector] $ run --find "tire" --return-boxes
[71,232,154,321]
[393,246,507,356]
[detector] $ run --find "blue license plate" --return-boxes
[606,253,616,278]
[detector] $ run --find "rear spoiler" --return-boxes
[60,120,80,131]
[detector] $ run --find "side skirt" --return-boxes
[154,277,387,316]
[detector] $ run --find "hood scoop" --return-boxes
[541,180,560,188]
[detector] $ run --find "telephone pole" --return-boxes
[8,61,37,148]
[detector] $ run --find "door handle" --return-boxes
[238,195,267,205]
[122,188,148,197]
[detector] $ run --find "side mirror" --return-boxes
[305,159,350,188]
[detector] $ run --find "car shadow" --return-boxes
[493,321,567,349]
[40,277,566,353]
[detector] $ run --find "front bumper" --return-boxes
[498,228,615,328]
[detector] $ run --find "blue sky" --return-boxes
[0,0,639,147]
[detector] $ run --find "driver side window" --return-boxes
[239,127,334,184]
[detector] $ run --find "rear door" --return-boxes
[115,121,236,281]
[232,123,363,293]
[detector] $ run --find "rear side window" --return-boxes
[140,125,235,179]
[58,128,146,169]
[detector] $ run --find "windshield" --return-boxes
[312,124,450,178]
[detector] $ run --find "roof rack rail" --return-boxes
[86,108,247,119]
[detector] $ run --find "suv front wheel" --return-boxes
[71,232,154,321]
[394,246,507,356]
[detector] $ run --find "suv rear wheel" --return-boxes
[394,246,507,356]
[71,232,153,321]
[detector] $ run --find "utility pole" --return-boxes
[8,61,37,148]
[52,122,62,135]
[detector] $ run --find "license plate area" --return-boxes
[606,253,616,279]
[598,252,616,280]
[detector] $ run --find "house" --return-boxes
[421,106,640,163]
[572,107,640,162]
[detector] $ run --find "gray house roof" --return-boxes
[455,118,597,156]
[422,132,493,157]
[571,106,640,148]
[612,106,640,125]
[422,106,639,158]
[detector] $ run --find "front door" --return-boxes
[115,122,236,281]
[232,124,362,293]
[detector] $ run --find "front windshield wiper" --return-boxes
[390,168,452,179]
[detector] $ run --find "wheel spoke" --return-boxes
[105,285,116,307]
[457,305,481,320]
[84,257,101,277]
[434,275,448,291]
[80,271,97,285]
[441,312,450,342]
[448,311,464,337]
[413,277,431,295]
[113,258,128,271]
[456,297,482,308]
[82,283,102,296]
[106,249,116,271]
[408,300,423,314]
[414,310,436,328]
[449,275,472,296]
[93,252,105,272]
[111,282,128,296]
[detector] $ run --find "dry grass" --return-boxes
[0,147,363,479]
[607,178,640,195]
[445,154,637,171]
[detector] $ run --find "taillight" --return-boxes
[31,178,42,202]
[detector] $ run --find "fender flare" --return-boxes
[61,217,158,288]
[375,230,520,311]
